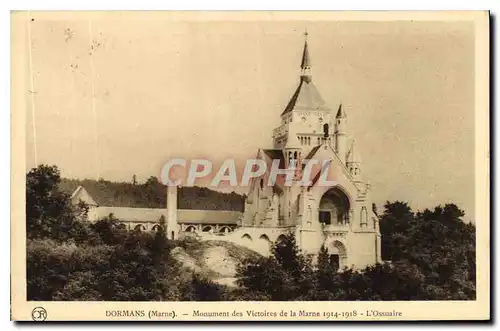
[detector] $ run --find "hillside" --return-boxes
[172,239,262,287]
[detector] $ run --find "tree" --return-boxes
[314,245,338,292]
[181,273,227,301]
[26,165,90,242]
[236,232,313,300]
[90,214,128,246]
[235,256,289,300]
[379,201,414,261]
[379,201,475,300]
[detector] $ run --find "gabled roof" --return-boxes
[59,178,244,211]
[178,210,241,225]
[301,144,360,193]
[257,149,288,193]
[262,149,285,166]
[281,80,329,115]
[304,145,322,161]
[70,186,98,206]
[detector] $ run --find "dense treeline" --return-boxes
[60,177,245,211]
[235,212,475,300]
[27,165,222,301]
[27,165,475,301]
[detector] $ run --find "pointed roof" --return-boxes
[304,145,322,160]
[301,40,311,69]
[281,80,328,115]
[281,34,329,116]
[70,186,98,206]
[347,140,362,163]
[262,149,286,169]
[336,104,346,118]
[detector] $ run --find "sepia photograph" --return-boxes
[11,11,489,321]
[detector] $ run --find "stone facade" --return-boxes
[69,34,381,270]
[233,34,382,269]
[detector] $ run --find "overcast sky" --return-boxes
[24,14,476,219]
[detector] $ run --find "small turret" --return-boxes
[334,104,348,163]
[346,139,362,182]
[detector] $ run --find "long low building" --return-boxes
[68,185,241,235]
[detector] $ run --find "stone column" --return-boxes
[166,184,179,240]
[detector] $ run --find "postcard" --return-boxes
[11,10,490,321]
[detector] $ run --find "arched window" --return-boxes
[360,206,368,227]
[293,151,298,160]
[241,234,252,242]
[219,226,232,233]
[317,137,320,145]
[276,234,287,244]
[260,178,264,190]
[319,187,350,225]
[323,123,329,136]
[152,224,163,232]
[134,224,145,232]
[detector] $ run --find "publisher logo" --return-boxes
[32,307,47,321]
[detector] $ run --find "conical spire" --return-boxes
[336,104,346,118]
[300,32,311,69]
[347,140,362,163]
[300,30,312,83]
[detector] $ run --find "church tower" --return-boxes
[240,32,381,269]
[272,31,335,157]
